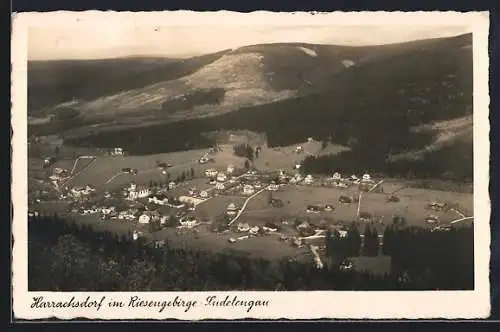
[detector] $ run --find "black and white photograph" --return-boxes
[12,11,490,320]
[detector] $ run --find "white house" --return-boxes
[332,172,342,181]
[160,215,168,225]
[148,194,169,206]
[295,146,303,153]
[128,185,151,200]
[226,203,239,216]
[243,184,255,195]
[200,190,209,198]
[324,204,334,212]
[295,163,302,169]
[362,173,371,181]
[111,147,124,156]
[132,230,143,241]
[262,225,278,232]
[226,164,235,174]
[101,206,116,216]
[138,214,151,224]
[70,185,95,197]
[338,230,348,238]
[180,216,197,228]
[168,181,176,190]
[249,226,260,235]
[268,183,279,191]
[237,222,250,232]
[118,211,129,220]
[138,211,160,224]
[425,215,440,223]
[215,182,225,190]
[217,172,227,182]
[205,168,218,178]
[117,210,135,220]
[304,174,314,185]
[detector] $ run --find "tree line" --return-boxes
[28,215,474,291]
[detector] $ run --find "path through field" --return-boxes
[228,188,266,226]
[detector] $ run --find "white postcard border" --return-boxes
[11,11,491,320]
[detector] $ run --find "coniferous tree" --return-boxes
[346,222,362,257]
[362,226,373,256]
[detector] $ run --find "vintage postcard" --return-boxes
[12,11,491,320]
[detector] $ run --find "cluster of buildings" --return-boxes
[228,221,281,243]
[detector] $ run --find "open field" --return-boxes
[233,184,472,230]
[252,141,349,171]
[195,195,248,220]
[53,147,247,190]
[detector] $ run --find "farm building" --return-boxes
[148,194,169,206]
[138,213,151,224]
[429,201,446,210]
[362,173,371,181]
[200,190,209,198]
[226,164,235,174]
[160,216,168,225]
[296,221,311,230]
[268,183,279,191]
[132,230,144,241]
[215,182,226,190]
[226,203,239,216]
[111,147,124,156]
[237,222,250,232]
[295,145,303,153]
[168,181,176,190]
[180,215,198,228]
[118,209,140,220]
[324,204,335,212]
[306,205,322,213]
[243,184,255,195]
[128,185,151,200]
[425,214,440,224]
[70,185,95,198]
[188,187,198,196]
[217,172,228,182]
[205,168,218,178]
[304,174,314,185]
[249,226,260,235]
[332,172,342,181]
[262,222,280,232]
[100,206,116,216]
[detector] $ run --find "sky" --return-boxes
[28,25,471,60]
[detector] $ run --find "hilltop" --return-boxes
[29,35,471,129]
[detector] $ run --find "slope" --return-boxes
[64,34,473,181]
[28,51,229,114]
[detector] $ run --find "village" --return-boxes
[28,138,474,273]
